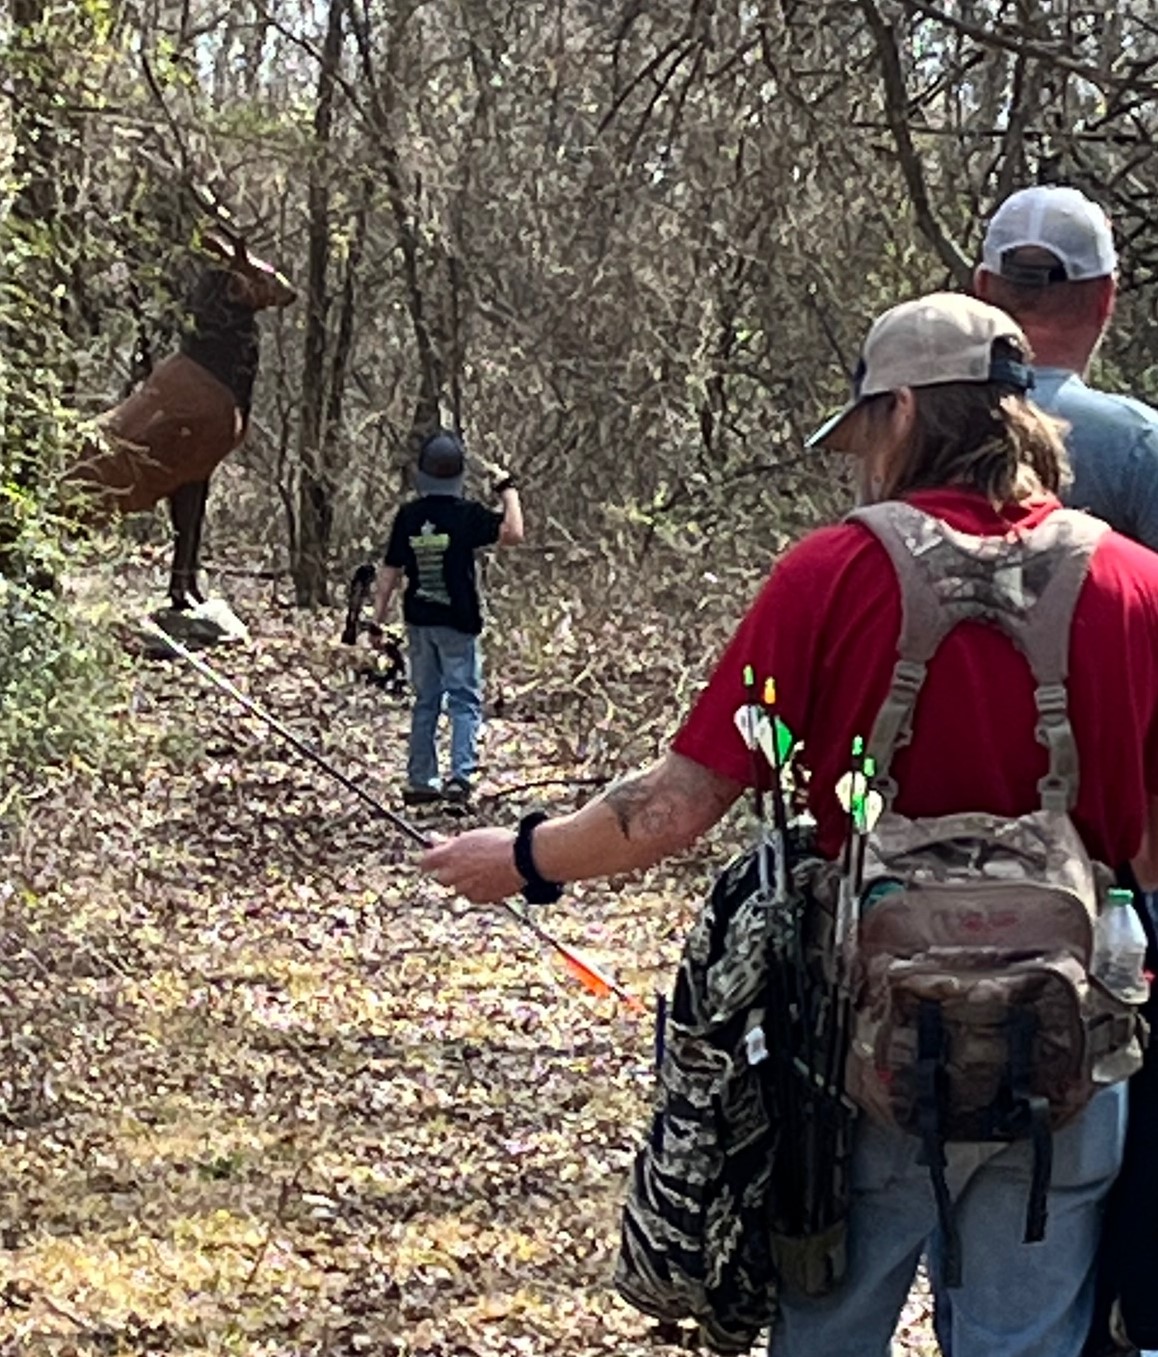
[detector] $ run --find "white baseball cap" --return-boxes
[981,186,1117,284]
[806,292,1033,449]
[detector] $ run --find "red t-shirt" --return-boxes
[674,489,1158,867]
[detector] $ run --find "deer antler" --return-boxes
[199,224,249,263]
[185,183,250,262]
[138,46,250,252]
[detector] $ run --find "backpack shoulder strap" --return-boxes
[847,501,1108,812]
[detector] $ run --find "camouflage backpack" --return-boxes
[845,501,1147,1285]
[614,847,787,1354]
[614,837,853,1353]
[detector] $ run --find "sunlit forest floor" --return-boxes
[0,559,939,1355]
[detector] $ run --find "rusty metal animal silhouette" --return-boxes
[67,232,296,609]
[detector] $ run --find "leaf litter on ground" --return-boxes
[0,561,941,1355]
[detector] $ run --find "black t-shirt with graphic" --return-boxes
[384,495,503,635]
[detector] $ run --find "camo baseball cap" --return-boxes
[806,292,1034,449]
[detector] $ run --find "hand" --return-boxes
[422,827,523,903]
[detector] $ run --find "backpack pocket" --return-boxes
[616,1020,781,1351]
[849,950,1090,1138]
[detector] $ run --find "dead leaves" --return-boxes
[0,569,939,1355]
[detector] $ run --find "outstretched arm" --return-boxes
[421,751,742,903]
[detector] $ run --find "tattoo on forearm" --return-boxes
[604,760,734,843]
[606,772,669,839]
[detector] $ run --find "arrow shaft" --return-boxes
[143,622,429,847]
[143,621,640,1009]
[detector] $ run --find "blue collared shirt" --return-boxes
[1032,366,1158,551]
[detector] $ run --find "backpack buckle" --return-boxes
[892,659,928,699]
[868,661,928,797]
[1033,683,1078,812]
[1034,682,1068,721]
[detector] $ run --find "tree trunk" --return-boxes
[321,173,372,530]
[348,5,444,452]
[291,0,344,607]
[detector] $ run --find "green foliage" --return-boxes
[0,199,163,797]
[0,519,132,804]
[0,1,133,800]
[0,367,132,803]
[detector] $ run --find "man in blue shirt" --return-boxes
[973,185,1158,1357]
[975,185,1158,550]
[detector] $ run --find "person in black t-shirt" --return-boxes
[371,430,524,806]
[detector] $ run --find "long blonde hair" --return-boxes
[868,342,1071,506]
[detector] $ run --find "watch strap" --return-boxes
[513,811,564,905]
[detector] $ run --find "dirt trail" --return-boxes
[0,571,938,1355]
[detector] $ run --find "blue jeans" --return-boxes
[770,1084,1126,1357]
[934,891,1157,1357]
[406,625,483,789]
[1134,906,1158,1350]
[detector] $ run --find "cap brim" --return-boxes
[804,400,860,450]
[415,470,465,497]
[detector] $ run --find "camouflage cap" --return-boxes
[806,292,1034,450]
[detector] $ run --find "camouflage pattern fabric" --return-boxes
[843,503,1147,1280]
[615,848,850,1353]
[616,849,785,1352]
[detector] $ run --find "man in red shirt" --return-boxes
[422,293,1158,1356]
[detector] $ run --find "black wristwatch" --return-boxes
[513,811,564,905]
[495,474,517,496]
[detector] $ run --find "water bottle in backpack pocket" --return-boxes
[1092,887,1149,1004]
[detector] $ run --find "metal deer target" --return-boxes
[67,229,296,609]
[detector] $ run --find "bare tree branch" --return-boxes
[904,0,1158,97]
[859,0,973,287]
